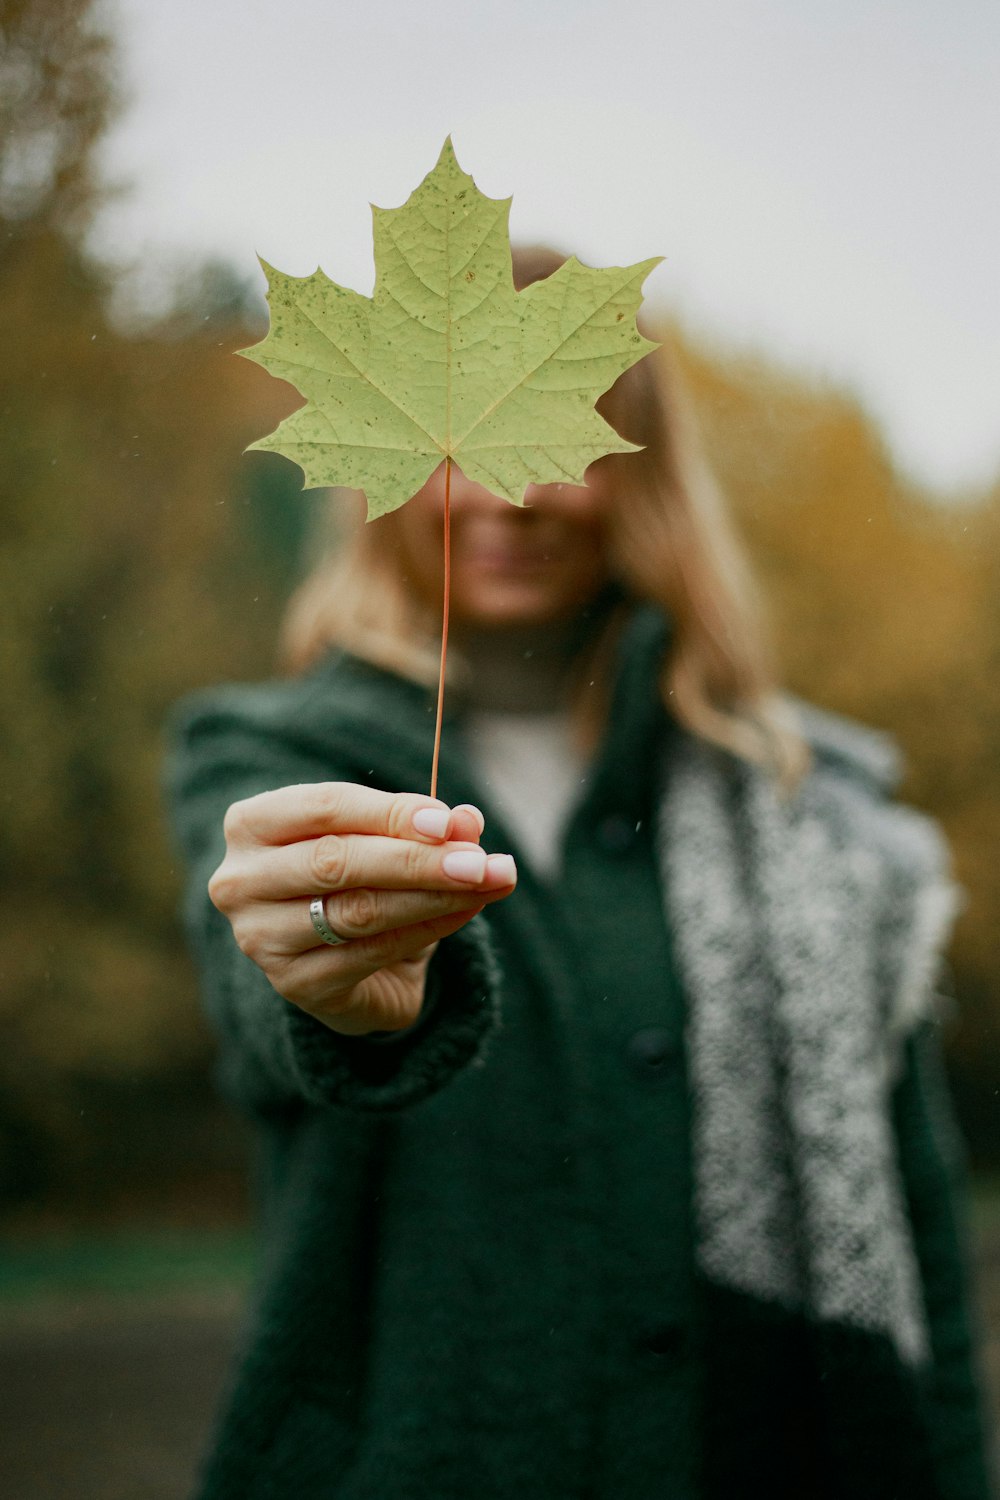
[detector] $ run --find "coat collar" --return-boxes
[299,601,673,809]
[777,691,904,794]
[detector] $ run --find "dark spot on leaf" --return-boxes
[616,311,624,321]
[465,270,476,282]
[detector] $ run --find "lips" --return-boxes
[461,547,550,574]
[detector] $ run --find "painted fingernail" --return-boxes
[412,807,451,839]
[442,849,489,883]
[455,803,486,834]
[486,853,517,886]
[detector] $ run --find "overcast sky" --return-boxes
[94,0,999,498]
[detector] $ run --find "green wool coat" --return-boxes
[164,608,994,1500]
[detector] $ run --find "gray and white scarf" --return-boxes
[659,693,964,1370]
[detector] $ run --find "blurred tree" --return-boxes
[1,0,126,1201]
[0,0,300,1212]
[675,330,1000,1139]
[0,0,114,238]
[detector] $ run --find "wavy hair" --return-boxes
[277,244,812,796]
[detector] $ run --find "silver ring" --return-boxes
[309,894,348,946]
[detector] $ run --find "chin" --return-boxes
[456,595,587,630]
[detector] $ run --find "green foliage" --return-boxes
[0,1226,258,1301]
[241,138,660,518]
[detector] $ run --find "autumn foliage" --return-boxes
[1,0,997,1214]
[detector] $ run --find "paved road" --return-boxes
[2,1247,998,1499]
[0,1288,245,1500]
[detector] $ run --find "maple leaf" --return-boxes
[239,137,661,520]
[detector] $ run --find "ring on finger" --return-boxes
[309,894,349,947]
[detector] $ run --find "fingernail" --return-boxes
[455,803,485,834]
[412,807,451,839]
[486,853,517,886]
[442,849,488,883]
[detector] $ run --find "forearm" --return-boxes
[165,698,503,1118]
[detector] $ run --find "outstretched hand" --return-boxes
[208,783,517,1037]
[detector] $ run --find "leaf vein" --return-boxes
[452,271,644,446]
[288,285,436,442]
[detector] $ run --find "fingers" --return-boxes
[224,782,485,849]
[449,804,485,843]
[248,873,516,959]
[210,783,514,1026]
[227,833,517,904]
[277,905,487,1013]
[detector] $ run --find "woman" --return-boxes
[165,247,994,1499]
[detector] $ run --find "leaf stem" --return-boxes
[429,456,452,800]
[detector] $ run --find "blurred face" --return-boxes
[389,461,615,629]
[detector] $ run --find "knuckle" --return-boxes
[311,834,349,887]
[222,798,250,843]
[312,781,351,825]
[402,837,429,884]
[388,790,421,837]
[231,915,264,964]
[207,864,236,911]
[243,935,268,968]
[336,887,379,936]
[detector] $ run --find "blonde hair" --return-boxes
[278,244,812,796]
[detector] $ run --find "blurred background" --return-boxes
[1,0,997,1493]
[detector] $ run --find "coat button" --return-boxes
[639,1323,688,1359]
[626,1027,677,1081]
[595,814,637,855]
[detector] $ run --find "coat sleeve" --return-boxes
[162,688,503,1119]
[892,1017,997,1500]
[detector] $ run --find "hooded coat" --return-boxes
[165,606,994,1500]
